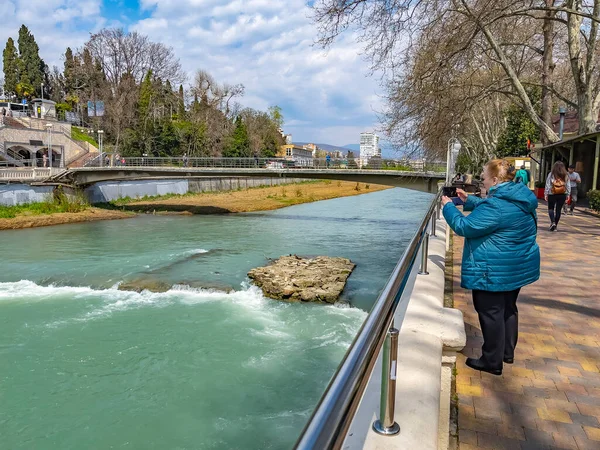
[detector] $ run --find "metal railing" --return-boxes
[83,156,446,173]
[294,189,442,449]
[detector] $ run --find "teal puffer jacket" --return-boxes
[443,182,540,292]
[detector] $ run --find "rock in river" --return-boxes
[247,255,355,303]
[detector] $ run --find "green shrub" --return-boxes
[0,190,88,218]
[588,190,600,212]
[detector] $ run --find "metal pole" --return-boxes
[418,232,430,275]
[372,326,400,436]
[594,136,600,190]
[446,139,451,184]
[431,213,437,237]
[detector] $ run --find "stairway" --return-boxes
[68,151,99,168]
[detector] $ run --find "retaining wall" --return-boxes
[0,184,55,206]
[85,177,306,203]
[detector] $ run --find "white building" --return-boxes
[359,132,380,165]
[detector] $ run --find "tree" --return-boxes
[496,103,540,158]
[85,28,184,87]
[268,105,284,129]
[224,116,251,157]
[3,38,19,97]
[312,0,600,148]
[178,85,186,119]
[17,25,45,97]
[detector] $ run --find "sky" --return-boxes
[0,0,390,148]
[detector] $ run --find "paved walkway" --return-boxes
[454,204,600,450]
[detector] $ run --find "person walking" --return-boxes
[326,153,331,167]
[515,165,529,186]
[544,161,570,231]
[442,159,540,375]
[563,164,581,215]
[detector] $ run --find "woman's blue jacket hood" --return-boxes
[443,182,540,292]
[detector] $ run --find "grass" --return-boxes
[71,127,99,147]
[0,191,89,219]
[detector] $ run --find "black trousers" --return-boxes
[548,194,567,225]
[472,289,521,369]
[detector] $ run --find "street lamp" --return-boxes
[98,130,104,167]
[46,123,53,168]
[41,83,44,118]
[446,138,462,183]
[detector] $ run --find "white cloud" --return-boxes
[1,0,386,145]
[130,0,385,145]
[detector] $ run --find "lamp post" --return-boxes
[41,83,44,119]
[446,138,462,183]
[98,130,104,167]
[46,123,53,168]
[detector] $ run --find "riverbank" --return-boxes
[0,181,390,230]
[117,180,390,214]
[0,208,134,230]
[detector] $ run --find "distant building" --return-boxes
[285,134,293,144]
[360,132,380,165]
[303,143,318,157]
[278,144,313,166]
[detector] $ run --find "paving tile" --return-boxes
[583,426,600,441]
[453,207,600,450]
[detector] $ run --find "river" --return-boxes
[0,188,432,449]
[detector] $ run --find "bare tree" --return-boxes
[85,28,184,87]
[313,0,600,146]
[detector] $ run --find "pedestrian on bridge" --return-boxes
[441,159,540,376]
[183,153,188,167]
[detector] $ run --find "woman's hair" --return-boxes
[551,161,568,180]
[485,159,516,182]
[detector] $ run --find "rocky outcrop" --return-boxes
[247,255,355,303]
[118,278,234,293]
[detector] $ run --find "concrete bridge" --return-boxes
[52,157,446,193]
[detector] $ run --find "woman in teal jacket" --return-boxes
[442,159,540,375]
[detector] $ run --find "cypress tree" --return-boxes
[2,38,19,97]
[63,47,76,94]
[17,25,45,96]
[178,85,186,118]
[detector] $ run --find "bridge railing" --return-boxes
[0,167,64,180]
[294,189,443,449]
[83,156,446,173]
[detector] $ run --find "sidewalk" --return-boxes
[454,203,600,450]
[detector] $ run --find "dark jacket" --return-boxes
[443,182,540,292]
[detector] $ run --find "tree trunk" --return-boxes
[541,1,556,144]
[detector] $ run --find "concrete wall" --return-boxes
[85,177,306,203]
[0,184,54,206]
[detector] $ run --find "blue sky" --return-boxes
[0,0,387,148]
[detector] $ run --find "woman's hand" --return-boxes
[544,195,548,202]
[456,188,468,202]
[441,196,453,206]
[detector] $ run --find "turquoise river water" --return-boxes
[0,188,432,449]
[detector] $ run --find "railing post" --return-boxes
[431,213,437,237]
[373,326,400,436]
[418,232,430,275]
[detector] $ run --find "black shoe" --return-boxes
[550,223,557,231]
[465,357,502,376]
[503,357,514,364]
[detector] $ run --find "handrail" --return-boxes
[294,188,442,450]
[81,156,446,173]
